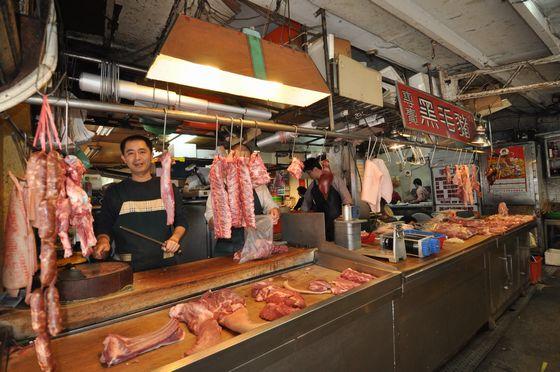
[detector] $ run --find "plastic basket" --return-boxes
[530,256,543,284]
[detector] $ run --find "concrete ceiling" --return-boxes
[248,0,560,111]
[62,0,560,118]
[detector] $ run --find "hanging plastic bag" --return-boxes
[235,215,273,263]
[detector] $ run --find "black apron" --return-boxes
[113,202,177,272]
[214,190,264,256]
[310,182,342,241]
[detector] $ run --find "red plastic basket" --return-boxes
[361,232,377,245]
[530,256,543,284]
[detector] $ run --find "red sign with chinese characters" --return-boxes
[396,82,476,144]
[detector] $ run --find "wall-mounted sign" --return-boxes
[396,82,476,144]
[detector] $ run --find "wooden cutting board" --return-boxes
[57,262,133,302]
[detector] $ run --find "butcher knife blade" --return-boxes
[119,225,183,257]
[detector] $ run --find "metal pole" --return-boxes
[25,95,362,141]
[315,8,335,132]
[63,52,148,74]
[448,54,560,80]
[456,80,560,100]
[24,95,486,154]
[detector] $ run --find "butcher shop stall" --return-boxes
[0,0,558,371]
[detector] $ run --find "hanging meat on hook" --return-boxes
[3,95,97,371]
[209,155,232,239]
[2,172,37,301]
[287,157,304,179]
[248,152,270,186]
[160,151,175,226]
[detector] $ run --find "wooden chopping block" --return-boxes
[57,262,133,302]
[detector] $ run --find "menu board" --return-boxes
[432,165,479,212]
[487,145,528,193]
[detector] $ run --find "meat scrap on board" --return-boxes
[307,268,376,295]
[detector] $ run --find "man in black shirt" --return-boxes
[94,135,188,271]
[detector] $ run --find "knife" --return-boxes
[119,225,183,256]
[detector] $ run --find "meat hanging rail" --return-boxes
[24,95,485,154]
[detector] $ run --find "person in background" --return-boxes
[391,177,402,204]
[94,135,188,272]
[301,157,353,241]
[293,186,307,211]
[411,178,430,203]
[204,144,280,256]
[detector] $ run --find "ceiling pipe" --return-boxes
[0,1,57,112]
[78,73,272,120]
[24,95,485,153]
[257,110,349,148]
[64,52,148,74]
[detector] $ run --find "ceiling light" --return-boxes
[147,16,330,107]
[84,145,102,159]
[168,134,196,145]
[95,126,114,136]
[389,144,405,150]
[471,123,491,147]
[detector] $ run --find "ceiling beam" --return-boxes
[246,0,429,71]
[509,0,560,55]
[368,0,547,107]
[448,54,560,80]
[456,80,560,101]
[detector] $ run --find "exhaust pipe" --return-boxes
[78,73,271,120]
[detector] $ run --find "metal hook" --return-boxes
[239,118,244,146]
[214,115,219,151]
[229,117,234,152]
[366,136,372,159]
[291,125,298,158]
[369,136,378,160]
[429,143,437,167]
[321,130,328,156]
[162,108,168,152]
[64,95,69,154]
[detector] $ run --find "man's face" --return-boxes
[307,167,322,180]
[121,140,153,175]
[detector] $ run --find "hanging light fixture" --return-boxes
[471,122,491,147]
[147,16,330,107]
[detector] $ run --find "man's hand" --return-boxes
[162,237,181,253]
[93,235,111,260]
[269,208,280,225]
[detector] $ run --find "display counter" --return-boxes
[6,248,401,371]
[337,220,537,371]
[0,249,315,340]
[4,222,538,371]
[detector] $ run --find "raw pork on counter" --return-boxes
[307,268,376,295]
[252,280,306,321]
[170,289,264,355]
[100,319,185,367]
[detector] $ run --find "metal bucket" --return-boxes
[342,205,353,221]
[334,219,362,250]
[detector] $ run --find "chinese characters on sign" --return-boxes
[397,82,476,144]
